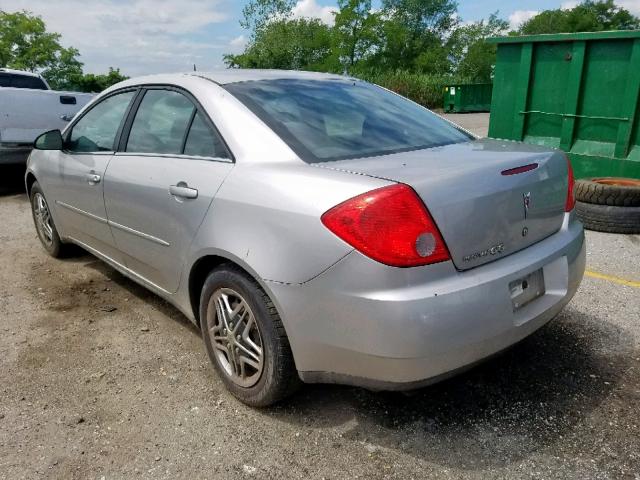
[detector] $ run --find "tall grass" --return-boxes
[352,70,469,109]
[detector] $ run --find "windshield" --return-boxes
[225,78,472,163]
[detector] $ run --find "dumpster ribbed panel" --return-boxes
[488,31,640,179]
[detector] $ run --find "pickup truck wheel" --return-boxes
[200,265,300,407]
[576,201,640,234]
[575,178,640,207]
[30,182,69,258]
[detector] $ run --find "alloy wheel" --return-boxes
[33,192,54,247]
[207,288,264,388]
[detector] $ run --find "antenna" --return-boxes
[193,64,197,72]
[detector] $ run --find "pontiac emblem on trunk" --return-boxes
[523,192,531,219]
[522,192,531,237]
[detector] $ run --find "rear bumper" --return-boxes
[268,213,585,389]
[0,145,31,165]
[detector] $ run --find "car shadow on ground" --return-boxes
[35,214,634,471]
[81,257,198,333]
[0,165,27,196]
[270,308,634,470]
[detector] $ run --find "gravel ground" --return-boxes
[2,123,639,479]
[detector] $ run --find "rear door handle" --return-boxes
[86,172,101,184]
[169,183,198,199]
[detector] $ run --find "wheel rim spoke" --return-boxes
[33,193,53,245]
[215,294,232,329]
[207,287,264,388]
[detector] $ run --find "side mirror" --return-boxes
[34,129,63,150]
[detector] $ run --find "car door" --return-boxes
[49,89,137,261]
[103,87,234,293]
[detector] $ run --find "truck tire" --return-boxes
[576,201,640,234]
[574,178,640,207]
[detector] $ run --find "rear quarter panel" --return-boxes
[187,162,392,285]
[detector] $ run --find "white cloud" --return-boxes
[616,0,640,15]
[228,34,248,51]
[291,0,338,26]
[0,0,230,76]
[508,10,539,30]
[561,1,579,10]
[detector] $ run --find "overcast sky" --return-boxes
[1,0,639,76]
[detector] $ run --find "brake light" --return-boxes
[321,184,450,267]
[565,156,576,212]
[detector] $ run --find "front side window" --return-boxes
[126,90,194,154]
[68,91,135,153]
[225,79,472,163]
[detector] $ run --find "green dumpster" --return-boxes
[443,83,492,113]
[487,30,640,179]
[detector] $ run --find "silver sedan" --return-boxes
[26,70,585,406]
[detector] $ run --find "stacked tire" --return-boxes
[574,178,640,234]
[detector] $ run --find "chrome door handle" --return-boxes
[86,173,101,184]
[169,184,198,199]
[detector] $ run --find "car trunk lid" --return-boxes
[317,138,568,270]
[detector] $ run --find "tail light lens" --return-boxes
[565,156,576,212]
[321,184,450,267]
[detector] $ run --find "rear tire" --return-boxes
[29,181,71,258]
[575,201,640,234]
[200,265,300,407]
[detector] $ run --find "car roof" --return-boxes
[192,69,354,85]
[112,69,356,89]
[101,69,363,101]
[0,67,43,78]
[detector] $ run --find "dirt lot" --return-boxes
[440,112,490,137]
[1,131,640,478]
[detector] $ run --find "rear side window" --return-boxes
[68,91,135,153]
[0,73,48,90]
[126,90,194,154]
[183,112,229,159]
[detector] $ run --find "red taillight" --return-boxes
[321,184,450,267]
[565,156,576,212]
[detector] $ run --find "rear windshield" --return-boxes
[0,73,48,90]
[225,78,472,163]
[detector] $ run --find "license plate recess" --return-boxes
[509,268,545,310]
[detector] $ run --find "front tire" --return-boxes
[200,265,299,407]
[29,181,69,258]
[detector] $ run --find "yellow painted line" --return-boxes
[585,270,640,288]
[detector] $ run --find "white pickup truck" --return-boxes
[0,68,94,164]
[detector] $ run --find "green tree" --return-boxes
[225,18,337,71]
[382,0,458,36]
[0,10,69,72]
[240,0,296,34]
[41,46,83,90]
[0,10,127,92]
[449,13,509,82]
[519,0,640,34]
[373,0,459,72]
[333,0,380,70]
[73,68,129,93]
